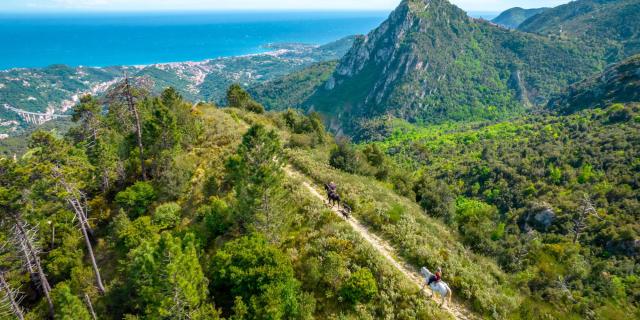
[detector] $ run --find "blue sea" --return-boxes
[0,11,389,70]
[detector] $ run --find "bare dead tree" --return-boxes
[103,74,154,181]
[572,194,597,243]
[11,215,54,317]
[0,271,25,320]
[57,177,95,240]
[572,194,600,244]
[123,73,147,181]
[52,168,105,295]
[50,168,103,293]
[84,293,97,320]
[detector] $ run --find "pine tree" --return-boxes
[127,233,215,319]
[225,125,285,234]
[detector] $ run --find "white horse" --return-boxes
[420,267,452,307]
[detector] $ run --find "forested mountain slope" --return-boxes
[0,83,526,319]
[549,53,640,114]
[518,0,640,61]
[491,7,548,29]
[352,102,640,319]
[304,0,604,135]
[248,61,338,111]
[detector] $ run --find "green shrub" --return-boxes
[340,268,378,304]
[245,100,265,114]
[51,282,91,320]
[329,139,374,175]
[115,181,157,218]
[198,198,232,239]
[288,133,314,148]
[153,202,181,229]
[414,176,455,222]
[455,197,500,254]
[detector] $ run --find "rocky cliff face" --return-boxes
[306,0,604,135]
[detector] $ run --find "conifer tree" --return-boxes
[225,125,285,234]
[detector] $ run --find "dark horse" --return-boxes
[324,183,351,218]
[324,183,341,208]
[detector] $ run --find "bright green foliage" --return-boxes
[127,232,214,319]
[50,282,91,320]
[209,235,308,319]
[366,102,640,318]
[455,197,500,254]
[112,213,161,251]
[153,202,181,229]
[197,198,232,241]
[340,268,378,304]
[115,181,157,218]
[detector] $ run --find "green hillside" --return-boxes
[305,0,605,135]
[1,86,520,320]
[549,54,640,114]
[518,0,640,62]
[356,102,640,319]
[249,61,338,111]
[491,7,548,29]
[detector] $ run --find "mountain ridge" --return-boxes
[518,0,640,61]
[491,7,548,29]
[548,53,640,114]
[304,0,605,135]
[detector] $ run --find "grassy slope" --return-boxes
[165,106,454,319]
[286,145,520,318]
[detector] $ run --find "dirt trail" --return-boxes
[285,166,475,320]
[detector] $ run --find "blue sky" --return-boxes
[1,0,571,12]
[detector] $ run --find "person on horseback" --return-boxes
[328,181,337,193]
[428,267,442,286]
[324,181,341,208]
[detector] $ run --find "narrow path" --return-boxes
[285,166,475,320]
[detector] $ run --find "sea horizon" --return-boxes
[0,10,498,71]
[0,11,390,70]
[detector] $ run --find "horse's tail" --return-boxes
[447,285,453,304]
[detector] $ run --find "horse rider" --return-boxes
[428,267,442,286]
[328,181,337,193]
